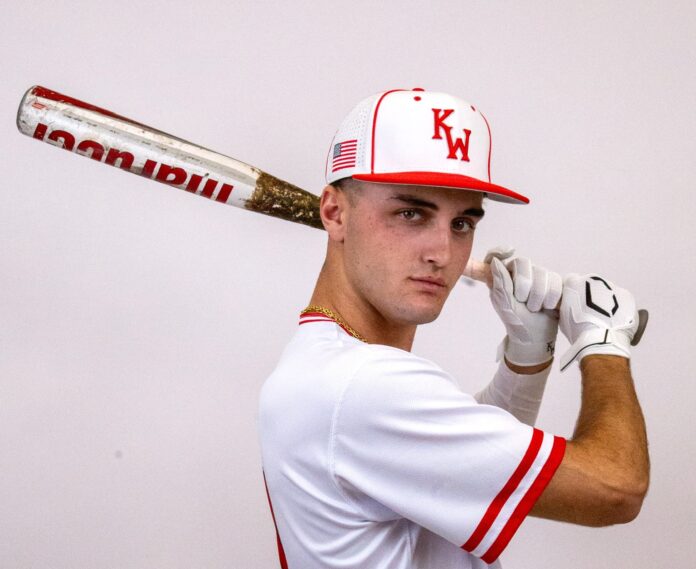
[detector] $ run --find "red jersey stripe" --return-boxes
[462,428,544,552]
[263,470,289,569]
[480,435,566,563]
[299,312,335,319]
[298,312,356,340]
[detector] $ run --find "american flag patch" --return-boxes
[332,139,358,173]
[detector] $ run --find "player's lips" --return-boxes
[410,276,447,292]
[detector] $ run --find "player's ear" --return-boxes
[320,184,348,242]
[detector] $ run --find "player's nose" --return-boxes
[421,222,453,267]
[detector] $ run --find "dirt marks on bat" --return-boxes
[247,172,324,230]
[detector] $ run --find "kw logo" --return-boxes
[431,108,472,162]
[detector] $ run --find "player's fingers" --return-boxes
[527,265,551,312]
[509,257,533,303]
[543,270,563,310]
[490,256,514,303]
[483,245,515,265]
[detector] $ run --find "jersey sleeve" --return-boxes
[474,359,552,426]
[330,348,565,564]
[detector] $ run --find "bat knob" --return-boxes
[632,309,649,346]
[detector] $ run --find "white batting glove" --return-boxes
[486,247,563,367]
[559,274,639,371]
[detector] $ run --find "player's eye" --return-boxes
[451,218,474,233]
[398,209,422,221]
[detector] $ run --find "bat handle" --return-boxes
[632,309,649,347]
[461,259,649,346]
[461,259,493,288]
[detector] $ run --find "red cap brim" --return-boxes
[352,171,529,204]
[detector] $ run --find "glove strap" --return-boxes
[498,336,555,367]
[560,328,630,371]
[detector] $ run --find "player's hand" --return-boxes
[486,247,562,367]
[559,273,639,371]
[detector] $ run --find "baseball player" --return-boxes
[257,88,649,568]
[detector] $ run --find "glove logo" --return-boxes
[585,276,619,318]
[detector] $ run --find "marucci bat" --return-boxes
[15,86,494,280]
[17,86,324,227]
[16,85,648,344]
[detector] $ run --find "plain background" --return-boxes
[1,1,694,567]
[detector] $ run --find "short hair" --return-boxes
[331,177,362,205]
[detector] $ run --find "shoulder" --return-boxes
[353,344,451,383]
[279,321,446,379]
[341,343,472,411]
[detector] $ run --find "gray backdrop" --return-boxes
[2,1,694,567]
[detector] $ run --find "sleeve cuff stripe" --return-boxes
[461,428,544,553]
[481,435,567,563]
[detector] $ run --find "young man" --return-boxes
[258,88,649,568]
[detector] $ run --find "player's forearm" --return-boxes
[531,355,649,526]
[569,355,650,520]
[474,360,551,426]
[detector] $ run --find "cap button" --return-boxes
[412,87,425,91]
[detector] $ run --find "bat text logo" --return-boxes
[31,122,234,204]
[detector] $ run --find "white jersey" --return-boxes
[258,312,566,569]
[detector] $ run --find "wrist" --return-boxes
[505,357,553,375]
[501,335,556,367]
[580,353,631,371]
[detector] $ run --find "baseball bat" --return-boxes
[16,86,648,346]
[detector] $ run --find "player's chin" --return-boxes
[395,296,447,325]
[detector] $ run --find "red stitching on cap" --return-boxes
[370,90,406,174]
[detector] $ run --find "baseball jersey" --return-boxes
[257,312,566,568]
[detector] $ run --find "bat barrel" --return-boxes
[17,86,258,206]
[16,85,322,229]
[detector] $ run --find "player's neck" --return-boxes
[309,266,416,351]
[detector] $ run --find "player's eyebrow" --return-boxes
[389,194,485,218]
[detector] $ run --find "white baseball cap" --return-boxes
[325,88,528,204]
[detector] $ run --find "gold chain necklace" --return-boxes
[301,305,367,343]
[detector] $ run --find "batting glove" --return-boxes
[486,247,563,367]
[559,274,639,371]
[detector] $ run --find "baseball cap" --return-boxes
[325,88,528,204]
